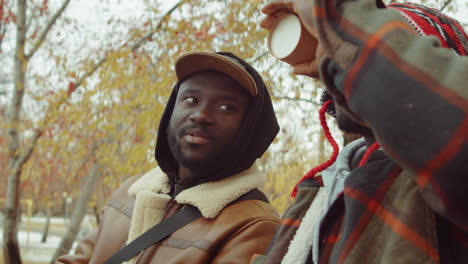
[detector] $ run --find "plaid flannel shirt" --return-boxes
[252,0,468,263]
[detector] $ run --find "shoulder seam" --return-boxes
[108,198,133,218]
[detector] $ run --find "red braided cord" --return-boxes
[291,100,340,198]
[358,142,380,167]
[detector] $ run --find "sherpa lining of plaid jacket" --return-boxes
[252,0,468,263]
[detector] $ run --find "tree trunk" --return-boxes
[3,195,22,264]
[3,0,27,263]
[63,195,70,224]
[51,163,103,263]
[93,205,100,226]
[41,206,52,243]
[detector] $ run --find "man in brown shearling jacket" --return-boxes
[56,51,281,264]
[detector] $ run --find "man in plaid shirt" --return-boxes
[253,0,468,263]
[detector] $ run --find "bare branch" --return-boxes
[273,95,320,106]
[0,0,18,54]
[0,0,6,51]
[0,78,11,84]
[25,7,35,38]
[131,0,184,52]
[74,0,183,91]
[0,48,14,60]
[0,76,35,84]
[70,143,98,181]
[0,23,6,53]
[25,0,70,59]
[13,128,41,170]
[440,0,452,11]
[249,51,269,64]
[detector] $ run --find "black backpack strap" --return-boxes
[236,188,269,203]
[104,205,201,264]
[104,188,269,264]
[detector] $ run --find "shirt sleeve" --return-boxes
[315,0,468,230]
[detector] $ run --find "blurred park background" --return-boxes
[0,0,466,263]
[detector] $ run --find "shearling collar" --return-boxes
[128,163,265,218]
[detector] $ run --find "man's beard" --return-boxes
[167,128,225,172]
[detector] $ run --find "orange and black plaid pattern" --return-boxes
[255,154,468,263]
[253,0,468,263]
[316,0,468,230]
[317,0,468,262]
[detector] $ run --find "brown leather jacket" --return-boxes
[56,166,279,264]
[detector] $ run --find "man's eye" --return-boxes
[220,104,234,111]
[184,97,197,104]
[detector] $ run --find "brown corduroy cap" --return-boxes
[174,51,258,95]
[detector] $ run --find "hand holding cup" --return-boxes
[261,0,326,78]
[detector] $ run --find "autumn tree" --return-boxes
[1,0,174,262]
[3,0,71,262]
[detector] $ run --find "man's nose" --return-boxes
[189,105,213,124]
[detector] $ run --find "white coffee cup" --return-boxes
[267,14,317,65]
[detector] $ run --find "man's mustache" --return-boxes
[178,125,215,141]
